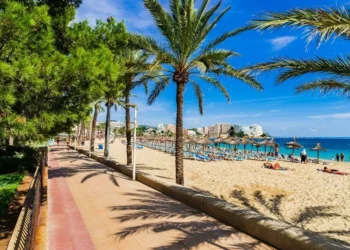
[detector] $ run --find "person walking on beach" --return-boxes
[275,145,279,158]
[336,153,340,162]
[301,149,307,164]
[340,153,345,162]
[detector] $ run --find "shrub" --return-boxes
[0,173,24,216]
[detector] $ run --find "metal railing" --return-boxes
[6,147,48,250]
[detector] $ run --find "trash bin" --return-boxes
[98,144,104,150]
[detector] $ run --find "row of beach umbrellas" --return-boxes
[138,136,328,162]
[285,137,327,161]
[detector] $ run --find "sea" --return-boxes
[218,137,350,162]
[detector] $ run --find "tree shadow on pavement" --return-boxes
[48,159,130,188]
[109,189,269,250]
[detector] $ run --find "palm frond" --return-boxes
[296,79,350,97]
[147,79,170,105]
[191,81,204,115]
[143,0,178,55]
[244,56,350,84]
[128,34,176,64]
[249,7,350,46]
[197,75,230,102]
[202,26,249,53]
[212,66,263,90]
[193,49,239,70]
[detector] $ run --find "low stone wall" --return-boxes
[76,148,350,250]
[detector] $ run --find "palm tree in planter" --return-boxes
[90,100,105,152]
[131,0,263,185]
[122,49,163,166]
[246,6,350,95]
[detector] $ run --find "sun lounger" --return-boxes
[194,154,210,162]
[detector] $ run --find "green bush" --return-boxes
[0,174,24,216]
[0,146,39,174]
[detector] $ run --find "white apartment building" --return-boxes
[197,128,204,135]
[202,127,209,135]
[165,124,176,134]
[249,124,263,136]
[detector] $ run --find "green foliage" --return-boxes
[0,173,24,216]
[237,131,245,138]
[0,1,127,144]
[229,126,236,137]
[0,146,38,174]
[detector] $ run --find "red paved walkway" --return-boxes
[48,150,94,250]
[47,146,274,250]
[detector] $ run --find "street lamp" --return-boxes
[126,104,138,181]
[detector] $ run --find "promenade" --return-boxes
[47,146,273,250]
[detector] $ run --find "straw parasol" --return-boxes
[196,137,213,152]
[285,137,303,153]
[240,137,253,153]
[196,137,213,145]
[310,143,327,163]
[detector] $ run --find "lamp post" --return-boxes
[89,118,93,158]
[126,104,137,181]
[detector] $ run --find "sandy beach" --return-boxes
[86,139,350,243]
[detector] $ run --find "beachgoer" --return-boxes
[340,153,345,162]
[264,162,288,170]
[56,138,60,145]
[301,149,307,164]
[288,153,294,161]
[336,153,340,162]
[331,156,334,161]
[275,146,279,158]
[322,167,349,175]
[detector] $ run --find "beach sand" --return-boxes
[87,139,350,243]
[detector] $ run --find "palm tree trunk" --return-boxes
[175,82,185,185]
[90,103,99,152]
[105,101,111,159]
[125,84,132,166]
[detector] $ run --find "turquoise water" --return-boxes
[217,138,350,162]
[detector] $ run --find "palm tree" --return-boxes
[90,100,104,152]
[246,6,350,95]
[104,92,125,160]
[122,49,162,166]
[131,0,262,185]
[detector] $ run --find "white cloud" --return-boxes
[309,113,350,119]
[269,36,297,51]
[76,0,155,31]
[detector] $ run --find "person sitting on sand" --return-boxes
[320,167,349,175]
[288,153,294,161]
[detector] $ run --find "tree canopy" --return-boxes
[0,0,127,144]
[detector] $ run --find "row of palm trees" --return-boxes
[90,0,350,186]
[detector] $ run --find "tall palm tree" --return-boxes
[246,6,350,95]
[104,92,125,160]
[122,49,162,166]
[90,100,104,152]
[131,0,263,185]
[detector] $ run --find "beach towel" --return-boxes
[317,169,349,175]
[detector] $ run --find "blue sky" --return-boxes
[76,0,350,137]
